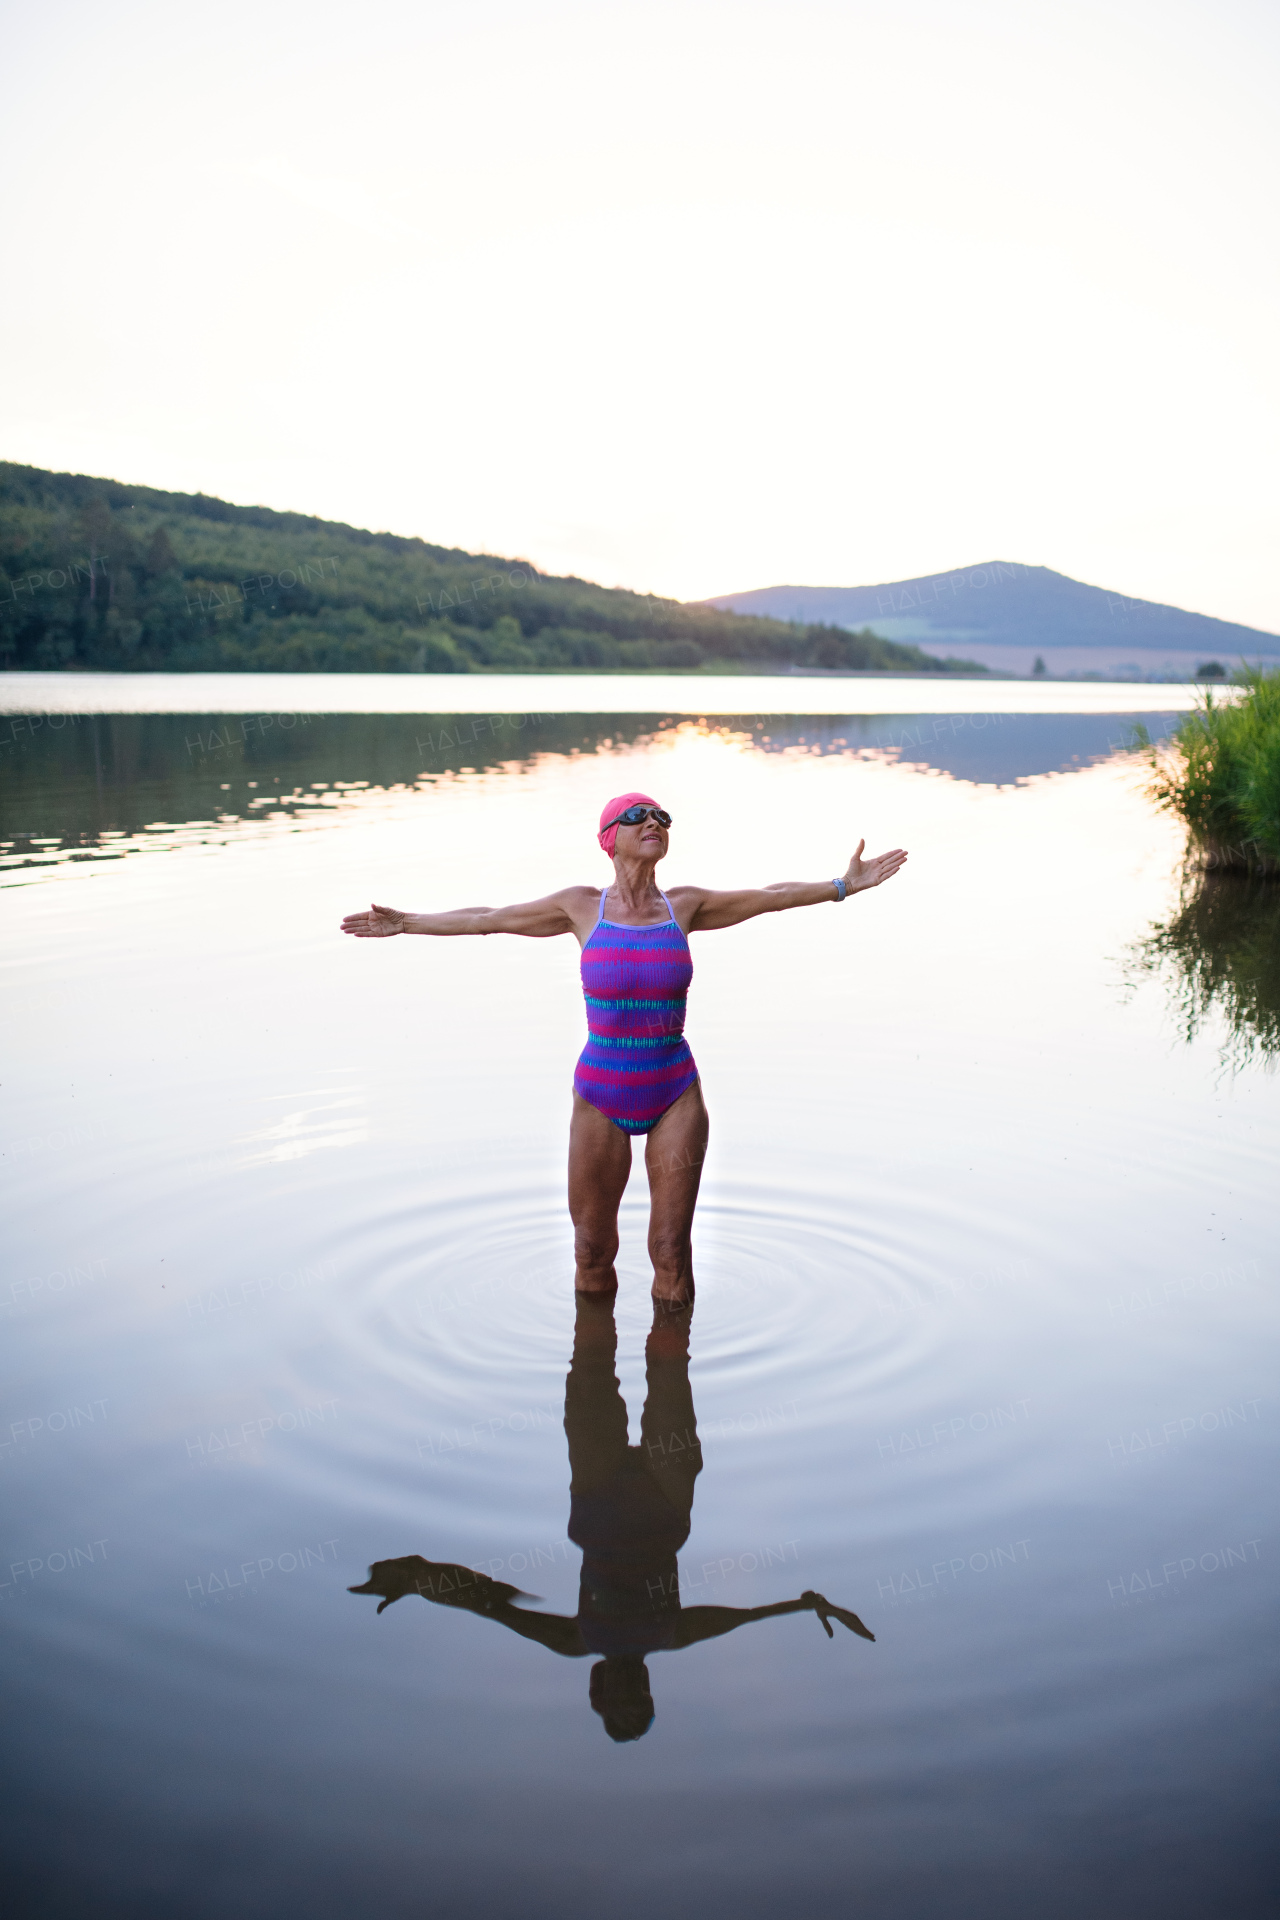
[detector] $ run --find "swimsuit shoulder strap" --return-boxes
[658,890,677,925]
[597,888,609,924]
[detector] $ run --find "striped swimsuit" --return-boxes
[573,889,698,1135]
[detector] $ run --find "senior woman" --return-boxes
[341,792,907,1304]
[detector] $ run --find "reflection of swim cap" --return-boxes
[589,1657,655,1742]
[598,792,660,859]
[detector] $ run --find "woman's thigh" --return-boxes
[568,1092,633,1233]
[644,1078,709,1247]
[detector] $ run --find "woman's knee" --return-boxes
[574,1226,619,1270]
[648,1229,692,1274]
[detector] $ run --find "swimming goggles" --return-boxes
[603,804,672,830]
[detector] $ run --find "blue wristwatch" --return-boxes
[832,877,848,901]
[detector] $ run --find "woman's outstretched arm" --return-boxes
[341,885,598,940]
[349,1555,590,1657]
[677,838,907,933]
[669,1590,875,1649]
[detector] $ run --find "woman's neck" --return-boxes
[608,857,664,913]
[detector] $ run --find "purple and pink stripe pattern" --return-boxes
[573,892,698,1135]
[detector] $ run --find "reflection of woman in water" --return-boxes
[350,1296,874,1743]
[342,793,907,1303]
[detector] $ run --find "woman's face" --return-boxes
[614,810,668,862]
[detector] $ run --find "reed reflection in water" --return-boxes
[351,1296,872,1742]
[1128,868,1280,1071]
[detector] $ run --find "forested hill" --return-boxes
[0,463,984,675]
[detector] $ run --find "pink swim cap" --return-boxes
[597,792,661,858]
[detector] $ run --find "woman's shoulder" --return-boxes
[555,884,607,945]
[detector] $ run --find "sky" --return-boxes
[2,0,1278,627]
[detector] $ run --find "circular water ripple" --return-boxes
[313,1172,1003,1445]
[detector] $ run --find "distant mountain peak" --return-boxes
[698,563,1279,656]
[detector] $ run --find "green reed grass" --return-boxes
[1143,669,1280,871]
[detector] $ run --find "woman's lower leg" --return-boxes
[644,1080,708,1305]
[568,1094,632,1294]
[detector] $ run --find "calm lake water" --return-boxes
[2,678,1276,1918]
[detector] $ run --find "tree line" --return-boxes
[0,462,986,676]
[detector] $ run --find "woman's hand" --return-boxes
[341,902,408,937]
[844,838,908,894]
[349,1555,533,1613]
[802,1590,876,1641]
